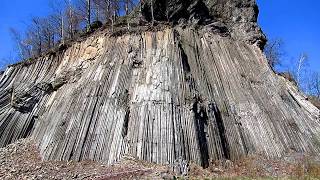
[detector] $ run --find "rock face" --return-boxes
[0,0,320,168]
[136,0,266,48]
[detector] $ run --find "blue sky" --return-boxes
[257,0,319,73]
[0,0,319,72]
[0,0,51,68]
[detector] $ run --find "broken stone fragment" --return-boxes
[51,77,68,91]
[11,83,53,113]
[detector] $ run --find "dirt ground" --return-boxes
[1,139,320,179]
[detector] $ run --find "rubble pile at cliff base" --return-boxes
[1,139,320,179]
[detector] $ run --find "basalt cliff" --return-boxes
[0,0,319,168]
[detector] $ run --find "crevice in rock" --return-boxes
[79,86,101,160]
[287,91,302,108]
[178,43,191,74]
[209,103,230,160]
[236,120,249,155]
[22,116,36,138]
[193,96,209,168]
[68,142,76,161]
[178,42,194,90]
[132,60,143,68]
[122,110,130,138]
[0,113,14,146]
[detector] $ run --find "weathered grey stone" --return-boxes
[11,82,53,113]
[131,0,266,48]
[0,0,319,169]
[0,27,319,167]
[173,157,189,176]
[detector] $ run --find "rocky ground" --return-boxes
[1,139,320,179]
[0,139,173,179]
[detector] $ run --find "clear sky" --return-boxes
[0,0,319,72]
[257,0,319,73]
[0,0,51,68]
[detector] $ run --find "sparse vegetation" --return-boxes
[264,38,320,109]
[2,139,320,179]
[187,155,320,179]
[264,38,284,70]
[0,0,320,179]
[9,0,139,63]
[278,72,297,85]
[308,96,320,109]
[89,20,103,30]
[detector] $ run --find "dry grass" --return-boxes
[292,159,320,178]
[2,139,320,179]
[188,155,320,179]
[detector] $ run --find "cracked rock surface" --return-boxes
[0,0,320,170]
[131,0,266,48]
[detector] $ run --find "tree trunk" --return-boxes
[68,4,73,39]
[110,17,114,32]
[297,54,307,87]
[61,15,64,43]
[96,5,99,21]
[151,0,154,26]
[87,0,91,32]
[125,0,129,15]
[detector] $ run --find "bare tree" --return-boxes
[124,0,135,15]
[92,0,137,24]
[304,72,320,109]
[316,75,320,98]
[93,1,100,21]
[308,72,320,98]
[9,0,140,61]
[40,18,55,50]
[21,16,57,57]
[26,17,43,56]
[66,0,75,39]
[108,0,120,32]
[92,0,111,22]
[65,0,83,39]
[86,0,91,32]
[139,0,143,13]
[264,38,284,69]
[49,0,66,43]
[285,52,310,92]
[296,53,309,86]
[150,0,154,26]
[0,58,13,70]
[316,74,320,98]
[9,28,31,59]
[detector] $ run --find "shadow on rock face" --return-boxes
[11,83,54,113]
[141,0,212,25]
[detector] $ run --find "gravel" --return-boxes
[0,139,172,180]
[1,139,320,179]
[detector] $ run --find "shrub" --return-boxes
[90,21,103,31]
[308,96,320,109]
[278,72,297,85]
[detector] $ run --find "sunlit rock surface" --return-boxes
[0,0,319,168]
